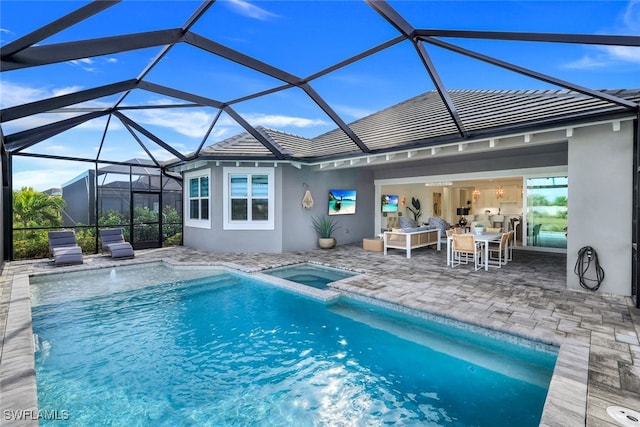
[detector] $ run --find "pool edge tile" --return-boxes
[0,273,38,427]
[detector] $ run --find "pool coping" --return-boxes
[1,259,588,426]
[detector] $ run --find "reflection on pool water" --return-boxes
[261,262,357,289]
[31,263,557,426]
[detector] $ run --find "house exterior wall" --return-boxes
[280,166,375,252]
[183,164,375,253]
[567,121,634,296]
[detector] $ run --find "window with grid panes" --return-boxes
[223,167,274,230]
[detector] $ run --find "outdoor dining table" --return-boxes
[446,232,503,271]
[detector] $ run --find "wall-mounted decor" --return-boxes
[302,190,314,209]
[381,194,399,213]
[433,192,442,216]
[328,189,356,215]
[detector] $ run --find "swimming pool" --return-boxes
[261,263,357,289]
[31,263,557,426]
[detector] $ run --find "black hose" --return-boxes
[573,246,605,291]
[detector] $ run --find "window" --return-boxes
[184,170,210,228]
[223,167,274,230]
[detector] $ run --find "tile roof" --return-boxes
[196,89,640,162]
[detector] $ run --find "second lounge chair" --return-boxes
[100,228,135,260]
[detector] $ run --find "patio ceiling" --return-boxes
[1,0,639,171]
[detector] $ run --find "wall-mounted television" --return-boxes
[381,194,399,213]
[328,189,356,215]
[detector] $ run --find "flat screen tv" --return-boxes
[328,189,356,215]
[381,194,399,213]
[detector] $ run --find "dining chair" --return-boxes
[451,234,483,271]
[487,232,509,268]
[506,230,515,261]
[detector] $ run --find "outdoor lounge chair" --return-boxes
[48,230,83,266]
[100,228,135,259]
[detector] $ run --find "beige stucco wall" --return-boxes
[567,120,634,296]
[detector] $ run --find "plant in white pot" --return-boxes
[474,223,485,235]
[312,215,341,249]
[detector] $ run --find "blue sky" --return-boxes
[1,0,639,190]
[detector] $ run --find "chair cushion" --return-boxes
[107,242,135,259]
[398,216,419,229]
[426,217,450,235]
[53,246,83,266]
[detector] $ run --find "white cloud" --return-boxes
[128,109,214,138]
[333,104,374,120]
[12,164,86,191]
[623,0,640,29]
[0,81,86,108]
[242,113,329,128]
[227,0,279,20]
[562,55,610,70]
[604,45,640,63]
[563,1,640,69]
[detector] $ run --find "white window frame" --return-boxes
[184,169,211,229]
[223,167,275,230]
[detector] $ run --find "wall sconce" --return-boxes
[496,186,504,199]
[401,197,406,206]
[472,190,480,200]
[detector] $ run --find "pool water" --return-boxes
[262,263,356,289]
[31,266,557,426]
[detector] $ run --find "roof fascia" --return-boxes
[421,37,639,110]
[415,29,640,47]
[0,1,119,58]
[0,80,137,123]
[4,110,107,153]
[1,29,184,71]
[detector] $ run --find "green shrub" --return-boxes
[13,230,49,260]
[164,232,182,246]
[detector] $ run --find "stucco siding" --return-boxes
[183,164,375,253]
[567,121,633,295]
[281,167,375,252]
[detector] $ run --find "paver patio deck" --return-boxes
[1,243,638,426]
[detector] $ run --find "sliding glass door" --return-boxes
[525,176,567,249]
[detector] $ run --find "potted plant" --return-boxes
[312,215,341,249]
[474,223,485,235]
